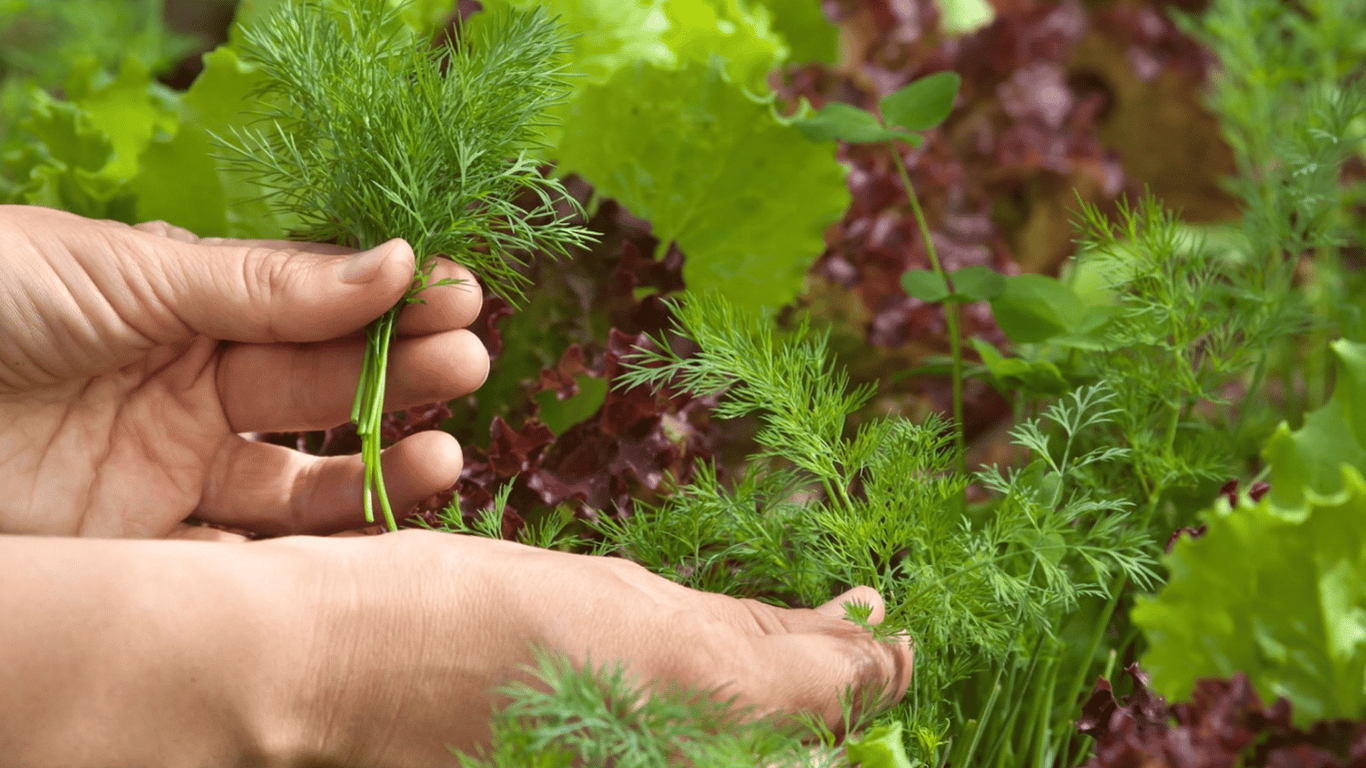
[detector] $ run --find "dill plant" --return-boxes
[221,0,594,529]
[1174,0,1365,418]
[950,193,1311,768]
[428,290,1152,765]
[585,293,1155,765]
[964,1,1364,751]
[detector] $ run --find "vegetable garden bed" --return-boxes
[4,0,1365,765]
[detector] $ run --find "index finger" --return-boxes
[136,221,485,337]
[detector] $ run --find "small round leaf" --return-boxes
[902,269,951,303]
[794,102,925,146]
[947,264,1006,302]
[879,71,962,132]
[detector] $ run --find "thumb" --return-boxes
[119,224,415,344]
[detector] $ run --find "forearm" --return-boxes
[0,534,315,767]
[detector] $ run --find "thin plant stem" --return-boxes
[955,664,1004,766]
[1053,577,1125,758]
[1033,654,1060,768]
[889,144,966,475]
[356,305,402,530]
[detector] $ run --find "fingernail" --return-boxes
[336,242,392,284]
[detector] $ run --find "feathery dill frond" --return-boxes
[456,647,841,767]
[220,0,594,302]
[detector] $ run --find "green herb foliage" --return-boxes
[592,292,1154,765]
[221,0,596,528]
[222,0,592,303]
[958,0,1364,761]
[454,647,842,767]
[1174,0,1366,418]
[433,289,1154,766]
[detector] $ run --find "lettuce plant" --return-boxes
[1134,341,1366,724]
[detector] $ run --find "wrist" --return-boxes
[0,535,314,767]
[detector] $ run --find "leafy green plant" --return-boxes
[0,0,194,138]
[1135,341,1366,724]
[1,55,181,218]
[947,191,1313,768]
[792,72,968,467]
[220,0,596,528]
[430,286,1153,765]
[482,0,851,313]
[1174,0,1366,414]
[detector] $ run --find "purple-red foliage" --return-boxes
[774,0,1216,432]
[445,329,720,537]
[1078,665,1366,768]
[398,184,721,535]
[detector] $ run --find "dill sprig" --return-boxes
[455,647,842,767]
[220,0,595,528]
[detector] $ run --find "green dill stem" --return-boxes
[1032,655,1060,767]
[1052,576,1124,760]
[351,342,372,424]
[356,307,402,530]
[374,309,399,530]
[985,636,1046,768]
[888,145,967,476]
[957,667,1003,766]
[1233,352,1269,443]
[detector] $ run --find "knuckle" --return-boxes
[285,459,325,536]
[133,220,199,242]
[243,246,297,333]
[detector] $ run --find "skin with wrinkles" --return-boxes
[0,205,912,767]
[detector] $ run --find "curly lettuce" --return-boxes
[1133,340,1366,724]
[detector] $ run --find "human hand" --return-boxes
[0,205,487,539]
[272,530,913,765]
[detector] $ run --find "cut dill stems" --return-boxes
[220,0,595,530]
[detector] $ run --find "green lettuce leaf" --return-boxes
[62,56,178,182]
[660,0,787,90]
[485,0,786,92]
[556,60,848,310]
[131,46,286,238]
[749,0,837,64]
[5,55,174,218]
[476,0,843,310]
[8,88,131,218]
[1262,340,1366,515]
[0,0,196,89]
[1133,340,1366,724]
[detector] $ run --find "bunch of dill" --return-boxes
[221,0,594,529]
